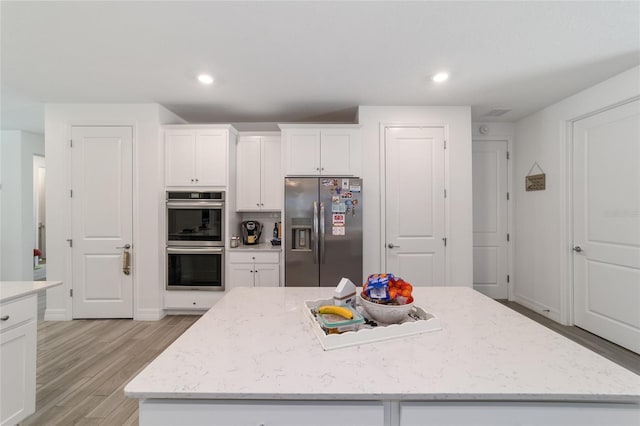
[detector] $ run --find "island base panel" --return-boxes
[139,399,640,426]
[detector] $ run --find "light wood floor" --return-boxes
[24,304,639,425]
[22,315,199,426]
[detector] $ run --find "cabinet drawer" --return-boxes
[229,251,279,264]
[0,295,37,332]
[140,400,384,426]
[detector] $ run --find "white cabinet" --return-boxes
[0,294,37,426]
[165,126,233,187]
[228,251,280,288]
[139,400,384,426]
[236,134,282,211]
[163,291,224,311]
[280,125,361,176]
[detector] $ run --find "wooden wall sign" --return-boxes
[526,162,546,191]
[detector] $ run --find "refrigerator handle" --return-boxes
[313,201,319,264]
[320,202,326,264]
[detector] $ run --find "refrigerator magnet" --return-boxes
[349,184,361,193]
[332,202,346,213]
[342,179,349,190]
[332,196,340,204]
[333,213,345,226]
[332,226,346,236]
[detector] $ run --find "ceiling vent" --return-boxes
[484,109,512,117]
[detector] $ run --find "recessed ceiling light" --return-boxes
[197,74,214,85]
[432,72,449,83]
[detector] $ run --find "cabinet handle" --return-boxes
[321,167,324,171]
[1,315,9,321]
[195,178,199,183]
[257,203,260,206]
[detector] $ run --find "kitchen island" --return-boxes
[125,287,640,426]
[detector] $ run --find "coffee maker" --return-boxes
[241,221,263,245]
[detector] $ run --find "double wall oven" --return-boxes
[166,191,224,291]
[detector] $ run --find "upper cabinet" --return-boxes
[280,125,361,176]
[165,126,236,187]
[236,134,282,211]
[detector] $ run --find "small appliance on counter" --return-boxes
[241,220,263,245]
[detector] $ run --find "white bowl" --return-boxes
[358,293,414,324]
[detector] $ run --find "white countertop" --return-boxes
[0,280,63,303]
[125,287,640,402]
[228,242,281,251]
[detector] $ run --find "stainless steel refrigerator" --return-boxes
[285,177,363,287]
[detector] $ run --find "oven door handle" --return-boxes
[167,247,224,254]
[166,201,224,209]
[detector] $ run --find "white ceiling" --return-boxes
[2,1,639,134]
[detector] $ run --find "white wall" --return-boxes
[357,106,473,286]
[513,66,640,323]
[0,130,44,280]
[44,104,184,320]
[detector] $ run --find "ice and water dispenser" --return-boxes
[291,218,312,250]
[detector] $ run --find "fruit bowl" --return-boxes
[358,293,414,324]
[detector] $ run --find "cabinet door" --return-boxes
[261,136,283,210]
[254,263,280,287]
[196,129,227,186]
[228,263,256,288]
[236,137,262,210]
[165,130,196,186]
[284,129,321,175]
[0,321,36,425]
[320,129,357,176]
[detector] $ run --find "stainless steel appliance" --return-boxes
[285,177,363,287]
[166,191,224,247]
[241,220,263,245]
[166,191,225,291]
[166,247,224,291]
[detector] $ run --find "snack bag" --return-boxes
[365,273,395,301]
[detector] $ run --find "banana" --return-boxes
[318,305,353,319]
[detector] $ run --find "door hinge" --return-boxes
[507,233,510,242]
[507,275,510,283]
[507,192,510,200]
[66,239,73,247]
[444,189,447,198]
[506,151,510,160]
[442,237,447,247]
[444,140,447,149]
[69,289,73,297]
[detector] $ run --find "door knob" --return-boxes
[573,246,583,253]
[117,244,131,249]
[387,243,400,249]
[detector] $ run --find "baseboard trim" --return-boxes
[135,308,165,321]
[164,309,207,316]
[513,294,561,323]
[44,308,69,321]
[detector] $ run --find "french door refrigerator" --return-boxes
[285,177,363,287]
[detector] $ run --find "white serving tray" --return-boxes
[304,298,442,351]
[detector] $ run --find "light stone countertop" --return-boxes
[124,287,640,402]
[0,280,63,303]
[228,242,281,251]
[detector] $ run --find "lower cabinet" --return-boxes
[0,294,37,426]
[139,400,384,426]
[228,251,280,288]
[163,291,225,311]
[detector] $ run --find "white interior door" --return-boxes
[385,127,446,286]
[573,99,640,353]
[472,140,509,299]
[71,126,133,319]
